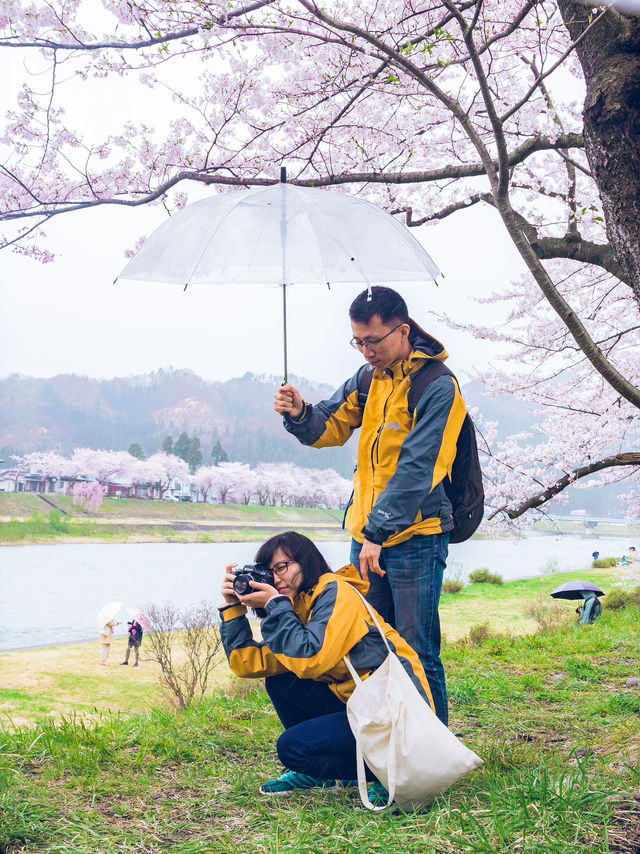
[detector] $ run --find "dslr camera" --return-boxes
[232,563,275,597]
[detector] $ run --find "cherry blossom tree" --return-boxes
[1,0,639,521]
[19,450,67,478]
[65,448,133,484]
[191,465,221,504]
[133,452,190,499]
[72,479,106,513]
[211,461,253,504]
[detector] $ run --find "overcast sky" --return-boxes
[0,198,525,388]
[0,21,528,391]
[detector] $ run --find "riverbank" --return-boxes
[1,570,639,853]
[1,562,634,727]
[2,493,638,546]
[0,494,349,544]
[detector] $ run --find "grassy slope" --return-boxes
[0,494,344,522]
[0,494,348,544]
[1,568,639,852]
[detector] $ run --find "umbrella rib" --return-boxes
[183,186,274,286]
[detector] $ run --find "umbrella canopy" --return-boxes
[117,176,442,382]
[118,181,441,289]
[550,581,605,601]
[97,601,122,631]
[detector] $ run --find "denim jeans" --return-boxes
[350,533,449,726]
[265,672,376,782]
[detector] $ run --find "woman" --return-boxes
[99,619,116,666]
[219,531,434,803]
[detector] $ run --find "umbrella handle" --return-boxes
[282,282,288,384]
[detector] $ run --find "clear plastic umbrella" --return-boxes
[117,171,442,381]
[97,601,122,631]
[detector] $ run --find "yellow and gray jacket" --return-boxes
[284,326,467,546]
[219,564,434,708]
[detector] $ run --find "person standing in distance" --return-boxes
[274,286,467,725]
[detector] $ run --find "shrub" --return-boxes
[469,568,504,585]
[143,601,224,709]
[442,580,464,594]
[48,508,69,532]
[524,597,571,633]
[592,557,619,568]
[467,622,492,646]
[605,589,631,610]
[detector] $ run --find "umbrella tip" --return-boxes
[280,166,287,183]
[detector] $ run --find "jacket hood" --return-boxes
[300,564,369,607]
[408,318,448,362]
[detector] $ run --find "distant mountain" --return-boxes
[0,369,356,475]
[0,369,558,469]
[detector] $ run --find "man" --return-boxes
[274,286,467,725]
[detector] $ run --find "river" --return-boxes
[0,535,632,651]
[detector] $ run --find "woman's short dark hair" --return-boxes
[255,531,331,594]
[349,286,409,326]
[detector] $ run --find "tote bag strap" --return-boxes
[342,587,398,811]
[350,586,393,650]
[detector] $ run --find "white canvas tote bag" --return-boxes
[343,591,483,812]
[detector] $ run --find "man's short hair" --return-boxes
[349,286,409,326]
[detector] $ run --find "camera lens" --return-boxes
[233,574,252,596]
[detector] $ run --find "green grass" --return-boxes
[0,493,344,523]
[1,588,639,852]
[439,563,625,639]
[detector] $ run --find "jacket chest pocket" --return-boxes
[371,396,412,468]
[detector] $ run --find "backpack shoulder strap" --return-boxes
[408,360,455,415]
[356,364,375,410]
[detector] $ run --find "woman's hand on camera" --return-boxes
[221,564,240,605]
[236,581,282,609]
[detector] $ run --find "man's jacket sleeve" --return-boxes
[283,370,364,448]
[363,374,467,543]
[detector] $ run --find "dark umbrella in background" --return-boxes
[550,581,605,600]
[550,581,604,625]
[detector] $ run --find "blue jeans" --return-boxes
[265,672,376,782]
[350,533,449,725]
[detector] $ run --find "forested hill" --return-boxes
[0,369,358,475]
[0,369,526,478]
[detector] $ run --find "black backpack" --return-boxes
[357,361,484,544]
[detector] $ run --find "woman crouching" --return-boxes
[219,531,434,804]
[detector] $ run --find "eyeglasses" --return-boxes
[270,560,297,576]
[350,323,405,351]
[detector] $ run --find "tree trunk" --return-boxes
[557,0,640,301]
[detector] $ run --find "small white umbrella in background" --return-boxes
[97,601,122,632]
[117,169,442,382]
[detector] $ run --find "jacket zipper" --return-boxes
[370,375,396,506]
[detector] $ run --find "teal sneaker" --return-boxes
[259,770,336,795]
[367,781,390,807]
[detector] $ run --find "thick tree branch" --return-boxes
[491,452,640,519]
[530,234,629,283]
[0,133,583,223]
